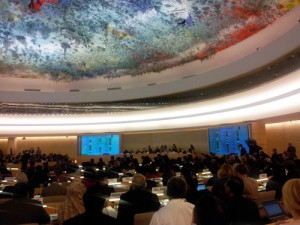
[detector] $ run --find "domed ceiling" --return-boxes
[0,0,300,115]
[0,0,298,80]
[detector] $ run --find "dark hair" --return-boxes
[194,194,231,225]
[235,164,249,175]
[185,174,198,190]
[83,168,97,180]
[97,171,108,181]
[83,186,106,212]
[167,176,187,199]
[225,176,244,196]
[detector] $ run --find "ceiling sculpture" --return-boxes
[0,0,299,81]
[0,1,300,135]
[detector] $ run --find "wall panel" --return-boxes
[266,120,300,155]
[122,129,209,154]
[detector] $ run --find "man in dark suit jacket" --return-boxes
[224,176,262,225]
[0,197,50,225]
[117,173,161,225]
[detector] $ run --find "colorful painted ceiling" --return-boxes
[0,0,299,81]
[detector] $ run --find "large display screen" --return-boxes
[208,125,250,156]
[79,134,120,156]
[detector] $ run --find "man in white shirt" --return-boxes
[149,176,194,225]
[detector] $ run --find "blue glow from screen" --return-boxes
[209,125,249,156]
[81,134,120,156]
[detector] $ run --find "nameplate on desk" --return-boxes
[122,177,133,182]
[110,192,125,198]
[33,196,43,204]
[109,192,125,201]
[4,177,16,181]
[152,186,167,195]
[152,178,162,182]
[108,178,119,185]
[50,214,58,222]
[259,173,267,179]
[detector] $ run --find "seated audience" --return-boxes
[224,176,261,225]
[58,168,98,224]
[280,178,300,224]
[211,164,236,201]
[161,164,175,186]
[193,194,231,225]
[41,175,67,197]
[96,171,115,198]
[0,161,12,179]
[247,157,260,179]
[149,176,194,225]
[2,171,29,198]
[235,164,259,202]
[63,185,117,225]
[0,179,50,224]
[263,157,274,177]
[184,174,209,204]
[117,173,160,225]
[285,160,300,179]
[266,164,287,200]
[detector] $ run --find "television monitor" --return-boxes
[79,134,120,156]
[208,125,250,156]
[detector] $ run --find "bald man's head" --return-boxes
[131,173,147,190]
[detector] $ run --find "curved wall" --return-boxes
[0,69,299,135]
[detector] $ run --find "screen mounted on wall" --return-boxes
[79,134,120,156]
[208,125,250,156]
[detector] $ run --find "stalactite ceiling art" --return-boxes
[0,0,299,81]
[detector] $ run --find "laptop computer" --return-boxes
[262,200,290,222]
[197,184,206,191]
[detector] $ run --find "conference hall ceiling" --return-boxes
[0,0,299,114]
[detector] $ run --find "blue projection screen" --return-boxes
[208,125,250,155]
[80,134,120,156]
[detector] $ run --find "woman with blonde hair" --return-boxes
[211,164,236,201]
[281,179,300,224]
[217,164,236,179]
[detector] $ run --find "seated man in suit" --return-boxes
[41,175,67,197]
[0,176,50,225]
[224,176,262,225]
[117,173,161,225]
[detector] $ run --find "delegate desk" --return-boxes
[257,176,269,192]
[0,178,17,192]
[197,170,213,184]
[105,184,169,219]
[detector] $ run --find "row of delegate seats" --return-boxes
[131,190,279,225]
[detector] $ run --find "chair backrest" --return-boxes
[134,211,155,225]
[257,190,276,207]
